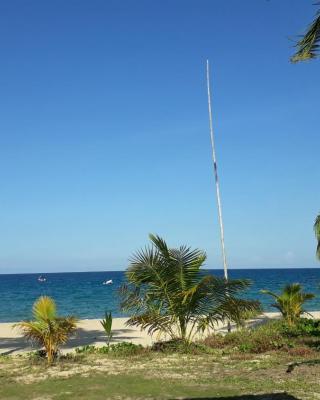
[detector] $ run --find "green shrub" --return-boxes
[75,345,96,354]
[75,342,145,357]
[204,322,292,353]
[280,318,320,337]
[152,339,213,354]
[108,342,145,356]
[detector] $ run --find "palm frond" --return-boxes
[121,234,260,341]
[283,283,301,296]
[260,289,280,300]
[14,321,48,345]
[303,293,316,301]
[33,296,57,321]
[261,283,314,325]
[291,7,320,62]
[15,297,77,363]
[149,233,171,259]
[126,312,177,338]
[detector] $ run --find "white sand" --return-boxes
[1,312,319,355]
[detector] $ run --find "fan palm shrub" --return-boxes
[120,234,261,343]
[15,296,78,364]
[261,284,315,326]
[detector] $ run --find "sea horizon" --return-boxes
[1,266,319,276]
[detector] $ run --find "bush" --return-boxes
[203,322,292,353]
[108,342,145,356]
[75,345,96,354]
[75,342,145,357]
[279,318,320,337]
[151,339,213,354]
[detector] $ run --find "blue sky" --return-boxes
[0,0,319,273]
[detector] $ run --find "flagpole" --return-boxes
[206,59,229,282]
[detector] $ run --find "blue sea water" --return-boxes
[0,268,319,322]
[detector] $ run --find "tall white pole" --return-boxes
[206,59,228,281]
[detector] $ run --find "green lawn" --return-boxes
[0,351,319,400]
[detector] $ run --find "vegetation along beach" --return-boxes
[1,1,320,399]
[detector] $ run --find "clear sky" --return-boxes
[0,0,319,273]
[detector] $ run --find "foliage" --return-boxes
[15,296,78,364]
[27,349,84,365]
[203,321,292,353]
[100,311,113,346]
[75,342,145,357]
[291,4,320,62]
[280,318,320,338]
[151,339,213,355]
[108,342,145,356]
[203,318,320,354]
[261,283,315,326]
[314,214,320,260]
[75,345,97,354]
[120,234,261,342]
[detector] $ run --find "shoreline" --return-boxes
[1,312,319,356]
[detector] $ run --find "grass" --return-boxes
[3,320,320,399]
[1,349,320,399]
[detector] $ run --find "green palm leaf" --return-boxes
[261,283,314,325]
[291,6,320,62]
[32,296,57,321]
[121,234,261,342]
[15,296,78,364]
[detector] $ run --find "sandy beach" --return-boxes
[0,318,150,356]
[1,312,319,356]
[0,311,313,356]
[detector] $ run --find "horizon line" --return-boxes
[0,266,319,275]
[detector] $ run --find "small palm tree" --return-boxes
[261,284,315,326]
[15,296,78,364]
[100,311,113,346]
[314,214,320,260]
[120,234,261,342]
[291,4,320,62]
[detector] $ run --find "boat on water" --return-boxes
[38,275,46,282]
[103,279,113,285]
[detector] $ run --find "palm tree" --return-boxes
[100,311,113,346]
[261,283,315,326]
[314,214,320,260]
[291,4,320,62]
[15,296,78,364]
[120,234,261,343]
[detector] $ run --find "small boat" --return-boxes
[38,275,46,282]
[103,279,113,285]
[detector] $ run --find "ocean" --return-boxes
[0,268,319,322]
